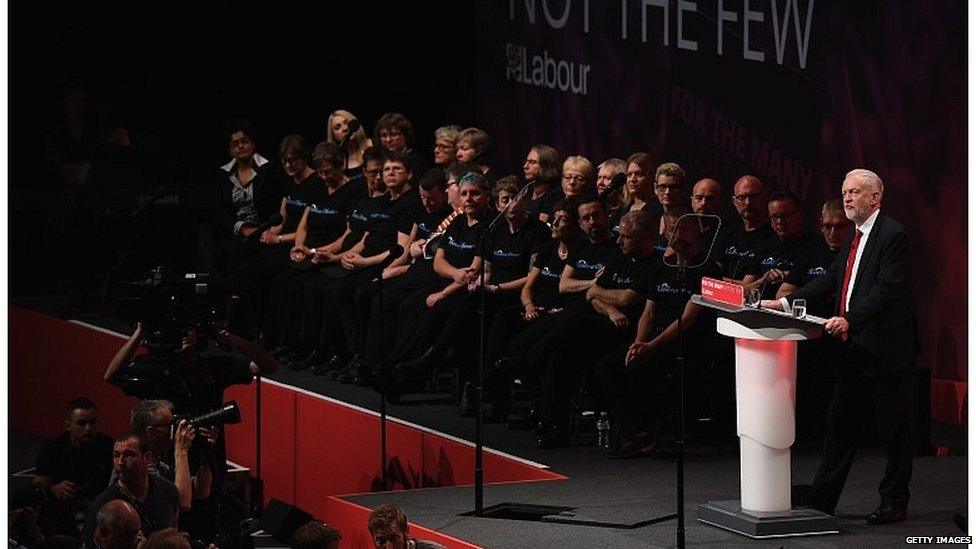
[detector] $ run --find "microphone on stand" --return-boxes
[339,119,361,150]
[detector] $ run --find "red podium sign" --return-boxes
[700,277,744,308]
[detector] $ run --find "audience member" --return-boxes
[92,499,142,549]
[375,112,428,176]
[454,127,495,183]
[140,528,190,549]
[290,521,341,549]
[741,191,821,299]
[721,174,774,280]
[83,433,180,549]
[596,158,628,218]
[610,152,661,233]
[431,125,461,168]
[325,109,371,176]
[367,504,446,549]
[34,397,113,536]
[521,144,562,221]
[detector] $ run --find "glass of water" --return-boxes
[745,288,761,308]
[792,299,807,319]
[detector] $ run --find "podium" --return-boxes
[691,296,839,538]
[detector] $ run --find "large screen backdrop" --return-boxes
[476,0,966,381]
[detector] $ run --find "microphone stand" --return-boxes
[473,181,533,516]
[373,243,405,490]
[253,373,264,516]
[660,213,721,549]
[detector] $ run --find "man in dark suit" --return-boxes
[763,168,916,525]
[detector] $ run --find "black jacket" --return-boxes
[789,213,917,375]
[213,155,284,237]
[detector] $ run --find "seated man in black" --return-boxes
[33,397,113,537]
[92,499,142,549]
[721,175,775,280]
[598,212,722,457]
[741,191,821,299]
[83,432,180,549]
[535,210,660,448]
[207,119,283,277]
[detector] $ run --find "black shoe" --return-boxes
[866,503,907,525]
[608,432,655,458]
[536,425,569,449]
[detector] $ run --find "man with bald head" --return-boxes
[764,169,917,525]
[93,500,142,549]
[690,178,732,257]
[721,175,774,280]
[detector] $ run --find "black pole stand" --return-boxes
[472,181,533,516]
[253,373,264,516]
[375,244,404,491]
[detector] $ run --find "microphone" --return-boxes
[598,173,627,199]
[245,213,284,241]
[340,119,361,149]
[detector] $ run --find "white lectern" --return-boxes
[692,296,839,538]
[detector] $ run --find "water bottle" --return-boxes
[596,412,610,448]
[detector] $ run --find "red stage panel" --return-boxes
[9,307,137,438]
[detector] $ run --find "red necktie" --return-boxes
[838,229,863,317]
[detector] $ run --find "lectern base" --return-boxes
[698,500,838,538]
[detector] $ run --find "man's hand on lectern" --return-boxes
[760,299,783,310]
[824,316,849,339]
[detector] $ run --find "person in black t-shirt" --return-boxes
[741,191,822,299]
[33,397,113,537]
[320,151,422,374]
[375,172,490,399]
[690,177,734,260]
[237,135,322,333]
[485,198,584,422]
[599,212,723,458]
[521,144,563,222]
[264,142,362,352]
[721,174,775,280]
[455,128,497,186]
[398,176,549,414]
[535,209,660,448]
[289,148,387,368]
[359,168,464,375]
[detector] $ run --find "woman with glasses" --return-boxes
[432,125,461,168]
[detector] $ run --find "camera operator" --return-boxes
[33,397,114,537]
[103,322,277,542]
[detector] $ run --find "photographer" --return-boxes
[33,397,114,537]
[103,323,277,542]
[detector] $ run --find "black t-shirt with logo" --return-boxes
[482,217,550,284]
[415,205,453,241]
[363,189,423,257]
[720,222,775,279]
[745,232,822,299]
[564,238,621,309]
[645,255,723,336]
[304,181,363,248]
[592,250,659,322]
[341,194,385,251]
[281,175,322,234]
[784,240,837,318]
[438,215,485,269]
[531,240,574,309]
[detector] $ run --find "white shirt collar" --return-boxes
[221,153,269,172]
[856,208,880,236]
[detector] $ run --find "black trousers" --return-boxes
[796,338,839,442]
[537,311,633,426]
[596,342,677,436]
[265,267,318,347]
[322,267,380,360]
[297,264,349,349]
[445,292,520,382]
[237,243,291,327]
[809,347,915,512]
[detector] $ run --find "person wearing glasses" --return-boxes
[651,162,690,252]
[740,191,821,299]
[431,125,460,168]
[374,112,429,177]
[690,177,732,255]
[609,152,661,234]
[721,174,775,280]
